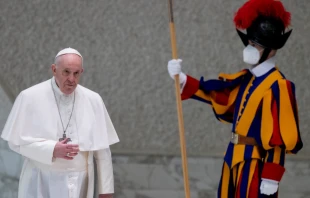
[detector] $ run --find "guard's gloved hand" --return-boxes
[260,178,279,195]
[167,59,187,84]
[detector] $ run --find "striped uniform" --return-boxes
[181,67,303,198]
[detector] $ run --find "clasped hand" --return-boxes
[53,138,79,160]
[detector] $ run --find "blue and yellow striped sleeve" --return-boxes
[260,79,303,182]
[181,71,247,123]
[261,79,303,152]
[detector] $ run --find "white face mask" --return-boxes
[243,45,262,65]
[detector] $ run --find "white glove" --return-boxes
[260,179,279,195]
[167,59,187,84]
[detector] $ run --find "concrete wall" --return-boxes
[1,152,310,198]
[112,156,310,198]
[0,0,309,197]
[0,84,20,198]
[1,0,309,157]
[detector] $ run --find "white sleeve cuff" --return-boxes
[19,140,57,165]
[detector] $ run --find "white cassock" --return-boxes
[1,77,119,198]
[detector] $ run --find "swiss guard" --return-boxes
[167,0,303,197]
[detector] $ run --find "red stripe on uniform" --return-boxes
[270,94,283,146]
[181,75,199,100]
[236,171,243,198]
[286,81,294,108]
[248,162,259,198]
[214,89,230,105]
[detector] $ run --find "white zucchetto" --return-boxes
[55,47,82,59]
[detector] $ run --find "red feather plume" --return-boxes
[234,0,291,29]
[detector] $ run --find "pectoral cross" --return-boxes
[59,133,71,142]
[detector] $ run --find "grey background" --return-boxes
[0,0,309,197]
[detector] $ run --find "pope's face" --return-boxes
[51,54,83,95]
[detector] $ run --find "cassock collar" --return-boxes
[250,57,276,77]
